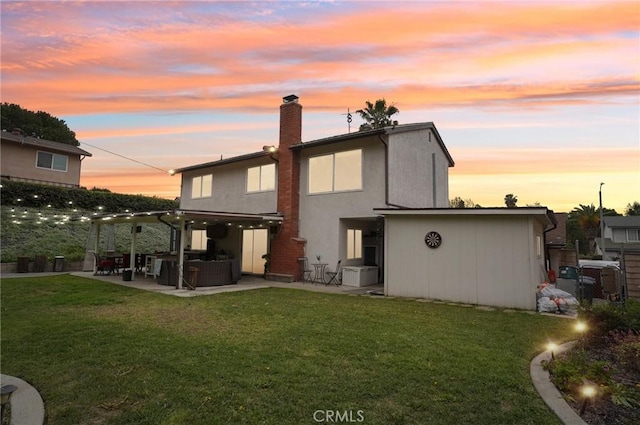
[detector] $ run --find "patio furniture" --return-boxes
[93,253,114,275]
[186,266,199,290]
[157,260,240,287]
[298,257,313,283]
[311,263,328,284]
[326,260,342,286]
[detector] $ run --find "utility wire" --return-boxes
[81,141,172,174]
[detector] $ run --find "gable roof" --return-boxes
[290,122,455,167]
[1,131,92,157]
[174,121,455,174]
[604,216,640,228]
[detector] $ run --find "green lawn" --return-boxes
[1,275,575,425]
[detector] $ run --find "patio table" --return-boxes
[311,263,328,284]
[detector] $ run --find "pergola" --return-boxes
[89,209,283,288]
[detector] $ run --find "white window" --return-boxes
[191,230,207,250]
[627,229,640,242]
[36,151,68,171]
[247,163,276,192]
[309,149,362,194]
[347,229,362,260]
[191,175,212,199]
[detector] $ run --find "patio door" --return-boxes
[241,228,268,274]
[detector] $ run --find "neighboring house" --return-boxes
[546,212,568,273]
[596,216,640,258]
[174,95,455,281]
[1,129,92,188]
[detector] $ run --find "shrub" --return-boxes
[611,330,640,373]
[545,348,614,396]
[579,300,640,346]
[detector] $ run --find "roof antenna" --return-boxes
[341,108,353,133]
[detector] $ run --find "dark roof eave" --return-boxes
[173,151,270,173]
[290,122,455,167]
[1,132,92,156]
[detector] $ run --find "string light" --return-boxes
[81,141,174,175]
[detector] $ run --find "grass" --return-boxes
[1,275,575,424]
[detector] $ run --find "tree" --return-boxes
[1,102,78,145]
[504,193,518,208]
[449,197,481,208]
[625,201,640,216]
[570,204,599,254]
[356,99,399,130]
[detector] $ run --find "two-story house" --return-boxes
[596,216,640,258]
[1,129,92,188]
[174,95,454,282]
[89,94,554,309]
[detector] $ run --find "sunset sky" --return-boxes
[1,0,638,213]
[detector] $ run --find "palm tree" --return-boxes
[356,99,399,130]
[504,193,518,208]
[570,204,600,254]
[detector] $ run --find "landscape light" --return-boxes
[546,342,557,360]
[580,384,597,415]
[575,322,587,333]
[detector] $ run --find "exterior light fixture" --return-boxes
[575,322,587,333]
[263,145,277,153]
[580,383,597,415]
[546,342,557,360]
[169,169,176,176]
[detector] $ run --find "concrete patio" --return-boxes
[1,270,384,298]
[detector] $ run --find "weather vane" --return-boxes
[341,108,353,133]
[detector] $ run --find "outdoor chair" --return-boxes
[93,253,114,275]
[298,257,313,283]
[326,260,342,286]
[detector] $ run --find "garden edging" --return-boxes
[530,341,586,425]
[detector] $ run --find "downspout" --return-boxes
[543,209,559,273]
[377,134,409,209]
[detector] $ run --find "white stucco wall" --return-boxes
[387,129,450,208]
[179,157,277,214]
[382,210,550,310]
[298,137,386,268]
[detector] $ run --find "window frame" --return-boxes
[627,229,640,242]
[347,228,363,260]
[191,174,213,199]
[308,149,363,194]
[246,163,276,193]
[36,150,68,172]
[190,229,207,250]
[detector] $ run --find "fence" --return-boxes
[624,253,640,300]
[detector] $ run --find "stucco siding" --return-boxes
[179,157,277,214]
[298,138,386,268]
[1,142,83,186]
[385,215,539,309]
[387,129,449,208]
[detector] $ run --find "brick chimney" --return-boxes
[268,95,306,281]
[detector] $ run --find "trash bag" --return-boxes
[537,296,558,313]
[540,286,573,299]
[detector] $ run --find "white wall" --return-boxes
[384,213,546,309]
[387,129,450,208]
[298,137,386,268]
[180,157,277,214]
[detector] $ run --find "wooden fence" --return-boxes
[624,253,640,300]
